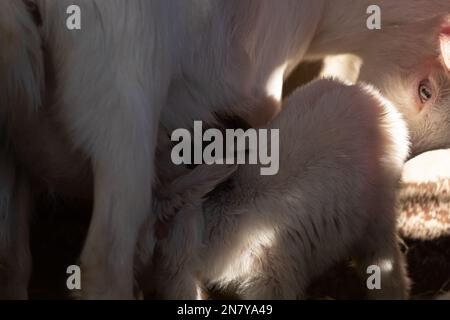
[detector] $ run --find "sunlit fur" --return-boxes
[0,0,449,299]
[146,79,411,300]
[320,16,450,158]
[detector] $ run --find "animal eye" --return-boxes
[418,80,433,103]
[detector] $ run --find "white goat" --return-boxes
[144,79,411,300]
[1,0,449,298]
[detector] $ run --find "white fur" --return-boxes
[0,0,40,299]
[1,0,449,298]
[147,79,411,300]
[321,54,362,84]
[320,16,450,157]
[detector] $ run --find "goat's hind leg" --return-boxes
[354,225,410,299]
[234,229,310,300]
[354,196,410,300]
[0,152,32,299]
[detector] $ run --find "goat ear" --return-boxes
[440,20,450,71]
[170,164,238,200]
[154,164,237,234]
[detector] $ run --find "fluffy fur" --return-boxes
[1,0,449,298]
[146,79,411,300]
[320,17,450,157]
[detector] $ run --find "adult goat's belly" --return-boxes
[161,77,279,132]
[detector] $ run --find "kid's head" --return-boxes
[358,16,450,157]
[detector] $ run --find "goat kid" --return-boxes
[1,0,449,298]
[144,79,411,300]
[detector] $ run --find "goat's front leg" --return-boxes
[71,85,165,299]
[144,206,204,300]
